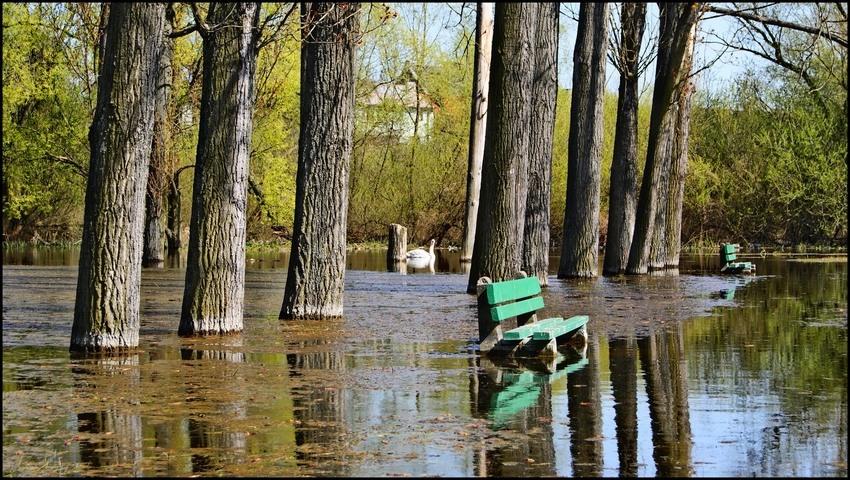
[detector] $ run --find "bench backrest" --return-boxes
[720,243,738,263]
[485,277,544,323]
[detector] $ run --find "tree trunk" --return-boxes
[466,2,538,293]
[626,3,700,275]
[143,14,173,268]
[166,165,191,254]
[522,2,558,286]
[71,3,166,353]
[664,26,697,269]
[280,3,359,319]
[558,2,609,279]
[649,111,673,271]
[460,2,494,263]
[603,3,645,276]
[180,2,260,336]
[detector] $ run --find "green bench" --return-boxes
[475,274,589,358]
[719,243,756,275]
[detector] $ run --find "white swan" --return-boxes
[406,238,436,260]
[406,254,435,273]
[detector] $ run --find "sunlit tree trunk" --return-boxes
[460,2,494,263]
[558,2,609,279]
[603,3,646,276]
[627,3,700,275]
[71,3,166,353]
[522,2,558,286]
[649,112,673,271]
[466,2,538,293]
[180,2,261,336]
[663,27,697,269]
[280,2,359,318]
[143,8,174,268]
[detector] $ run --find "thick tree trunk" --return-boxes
[460,2,494,263]
[143,16,173,268]
[649,111,674,271]
[558,2,609,279]
[466,3,538,293]
[522,2,558,286]
[71,3,166,353]
[280,3,359,319]
[603,3,645,276]
[626,3,700,275]
[180,2,260,336]
[665,81,694,268]
[664,25,697,269]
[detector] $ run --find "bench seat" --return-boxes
[502,316,564,340]
[531,315,589,341]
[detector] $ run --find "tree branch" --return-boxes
[705,4,847,48]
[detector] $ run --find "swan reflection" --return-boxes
[406,254,435,274]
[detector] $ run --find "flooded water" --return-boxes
[2,246,847,477]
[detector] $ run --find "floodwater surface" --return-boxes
[2,247,847,477]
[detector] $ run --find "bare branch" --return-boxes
[46,154,88,179]
[705,3,847,48]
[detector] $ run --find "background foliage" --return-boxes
[2,3,846,251]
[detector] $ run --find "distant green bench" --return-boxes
[475,274,589,357]
[719,243,756,275]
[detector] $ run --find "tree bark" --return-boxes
[387,223,407,265]
[460,2,494,263]
[603,3,645,276]
[522,2,558,286]
[663,26,697,269]
[71,3,166,353]
[558,2,609,279]
[627,3,700,275]
[466,3,538,293]
[180,2,260,336]
[143,11,173,268]
[649,110,673,271]
[166,164,192,254]
[280,2,359,319]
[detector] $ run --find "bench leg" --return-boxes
[487,338,525,357]
[515,338,558,358]
[557,323,588,349]
[479,325,503,354]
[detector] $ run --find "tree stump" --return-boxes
[387,224,408,270]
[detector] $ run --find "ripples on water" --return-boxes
[2,247,847,477]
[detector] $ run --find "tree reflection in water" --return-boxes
[0,252,846,477]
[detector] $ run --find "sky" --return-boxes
[556,3,766,96]
[385,3,767,97]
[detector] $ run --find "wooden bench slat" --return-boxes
[486,277,541,304]
[502,316,564,340]
[490,296,545,323]
[531,315,589,341]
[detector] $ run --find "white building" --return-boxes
[358,81,437,141]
